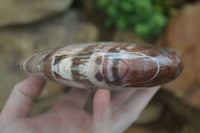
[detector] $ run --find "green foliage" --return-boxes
[98,0,175,40]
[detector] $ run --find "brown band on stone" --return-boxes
[54,55,67,65]
[71,44,98,85]
[43,48,61,79]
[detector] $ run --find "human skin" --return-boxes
[0,76,159,133]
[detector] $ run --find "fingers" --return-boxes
[111,89,136,112]
[112,86,160,133]
[93,89,111,133]
[1,76,46,119]
[54,88,91,109]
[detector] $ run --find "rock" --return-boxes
[0,10,99,111]
[113,30,145,43]
[81,0,100,14]
[135,103,163,124]
[158,3,200,108]
[0,0,73,27]
[125,127,152,133]
[158,90,200,123]
[70,22,99,44]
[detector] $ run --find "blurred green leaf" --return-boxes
[151,12,167,27]
[121,1,133,12]
[98,0,175,41]
[117,18,128,30]
[98,0,109,7]
[135,24,151,37]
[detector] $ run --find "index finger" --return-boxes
[1,76,46,120]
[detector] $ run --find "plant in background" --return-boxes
[98,0,175,41]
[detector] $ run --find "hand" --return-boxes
[0,76,159,133]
